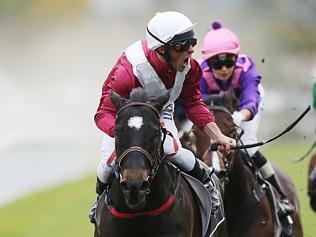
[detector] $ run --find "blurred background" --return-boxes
[0,0,315,236]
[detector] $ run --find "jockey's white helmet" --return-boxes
[146,11,197,50]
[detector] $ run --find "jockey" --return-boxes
[196,21,294,217]
[88,12,236,222]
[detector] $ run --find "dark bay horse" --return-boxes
[200,91,303,237]
[94,88,227,237]
[308,153,316,212]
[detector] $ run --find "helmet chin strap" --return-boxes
[156,46,174,69]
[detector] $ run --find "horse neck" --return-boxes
[225,151,258,204]
[146,162,176,206]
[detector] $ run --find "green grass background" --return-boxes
[0,140,315,237]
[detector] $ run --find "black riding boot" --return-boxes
[253,151,294,217]
[266,174,295,216]
[88,177,109,223]
[187,159,212,184]
[187,159,220,213]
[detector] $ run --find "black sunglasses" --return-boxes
[208,57,236,70]
[169,38,197,52]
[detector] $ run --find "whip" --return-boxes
[210,105,311,151]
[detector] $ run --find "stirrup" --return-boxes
[278,197,294,217]
[88,197,99,223]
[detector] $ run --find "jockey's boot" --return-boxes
[266,174,295,217]
[187,159,213,184]
[253,151,295,217]
[278,196,295,217]
[88,177,109,223]
[187,159,220,213]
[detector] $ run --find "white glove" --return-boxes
[232,111,245,126]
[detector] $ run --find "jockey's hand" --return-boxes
[215,134,236,156]
[204,121,236,155]
[232,111,244,126]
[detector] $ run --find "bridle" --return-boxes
[207,104,240,172]
[115,101,168,184]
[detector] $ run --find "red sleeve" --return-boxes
[94,54,140,137]
[180,59,215,130]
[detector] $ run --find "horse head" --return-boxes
[110,88,169,210]
[205,89,240,173]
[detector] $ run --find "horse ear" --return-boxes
[151,90,170,112]
[110,90,126,111]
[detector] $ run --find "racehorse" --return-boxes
[93,88,227,237]
[202,90,303,237]
[308,153,316,212]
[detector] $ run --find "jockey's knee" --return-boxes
[96,151,116,184]
[97,161,114,184]
[167,147,196,172]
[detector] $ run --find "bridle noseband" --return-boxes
[117,146,155,168]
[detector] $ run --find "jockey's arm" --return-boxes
[203,121,236,155]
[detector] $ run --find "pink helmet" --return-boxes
[201,21,240,59]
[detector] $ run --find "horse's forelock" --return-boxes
[129,88,149,102]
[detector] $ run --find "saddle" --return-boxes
[181,171,225,237]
